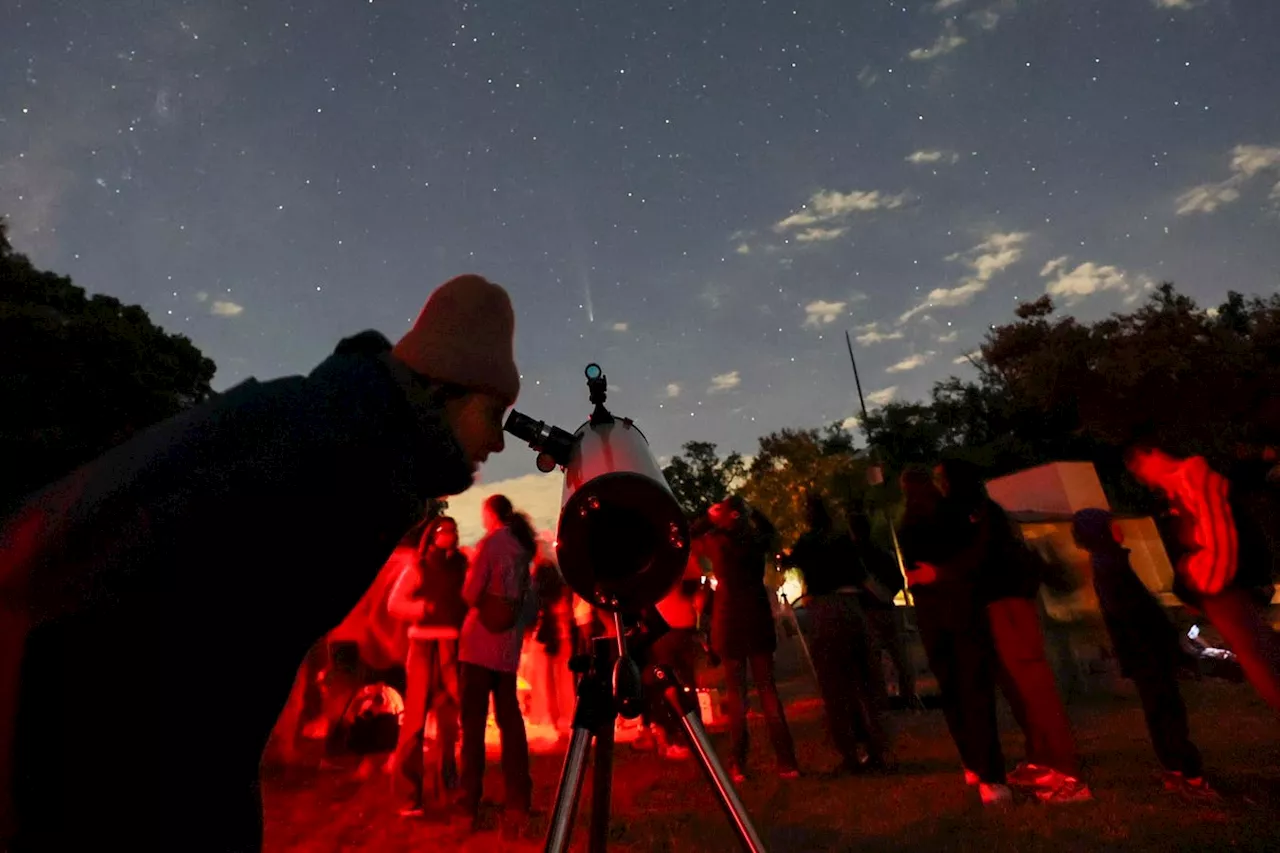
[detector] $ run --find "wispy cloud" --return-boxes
[210,300,244,317]
[610,321,629,332]
[933,0,967,10]
[908,22,967,61]
[774,188,910,235]
[866,387,898,407]
[938,330,959,343]
[734,242,751,255]
[794,226,848,243]
[802,299,847,329]
[1042,258,1153,305]
[900,231,1030,322]
[1154,0,1196,9]
[709,371,741,393]
[665,382,682,398]
[906,149,960,166]
[1177,144,1280,214]
[841,415,861,431]
[855,322,905,346]
[886,352,935,373]
[954,351,982,365]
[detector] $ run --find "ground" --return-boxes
[262,675,1280,852]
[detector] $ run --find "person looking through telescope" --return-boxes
[0,274,520,852]
[696,496,800,782]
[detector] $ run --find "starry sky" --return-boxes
[4,0,1280,540]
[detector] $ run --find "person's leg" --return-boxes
[1129,658,1203,778]
[722,656,750,771]
[806,599,865,768]
[492,670,533,813]
[916,606,968,763]
[748,652,799,772]
[1200,586,1280,712]
[848,611,893,766]
[457,662,494,814]
[950,620,1007,786]
[988,596,1080,776]
[434,640,462,793]
[393,640,431,806]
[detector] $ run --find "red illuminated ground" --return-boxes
[262,676,1279,852]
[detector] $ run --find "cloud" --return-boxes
[774,188,909,233]
[794,226,848,243]
[953,351,982,365]
[665,382,681,398]
[899,231,1030,322]
[938,330,959,343]
[1153,0,1195,8]
[855,322,905,346]
[448,471,565,546]
[802,299,847,328]
[210,300,244,317]
[709,371,741,393]
[1041,259,1152,305]
[1176,143,1280,215]
[866,387,898,407]
[840,415,861,431]
[735,242,751,254]
[933,0,966,10]
[1039,256,1070,277]
[195,291,210,303]
[886,352,935,373]
[610,321,629,332]
[906,149,960,166]
[857,65,879,89]
[908,23,967,61]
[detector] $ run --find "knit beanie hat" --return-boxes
[392,274,520,404]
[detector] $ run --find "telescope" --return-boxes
[504,364,767,853]
[504,363,690,614]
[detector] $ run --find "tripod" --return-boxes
[544,620,768,853]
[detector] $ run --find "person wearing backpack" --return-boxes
[456,494,539,829]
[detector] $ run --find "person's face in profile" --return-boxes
[445,392,509,471]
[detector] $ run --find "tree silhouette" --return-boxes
[661,440,746,518]
[0,219,217,514]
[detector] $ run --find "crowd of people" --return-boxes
[3,270,1278,851]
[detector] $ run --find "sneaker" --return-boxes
[663,744,692,761]
[1036,777,1094,804]
[1163,772,1222,803]
[979,783,1014,806]
[398,803,426,818]
[963,767,980,786]
[1007,762,1057,789]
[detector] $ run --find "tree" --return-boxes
[739,425,869,548]
[0,219,217,514]
[661,440,746,517]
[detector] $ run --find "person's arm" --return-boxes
[1180,466,1239,595]
[462,539,492,607]
[386,559,428,621]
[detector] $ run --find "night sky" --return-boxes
[4,1,1279,539]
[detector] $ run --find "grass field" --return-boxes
[262,673,1279,853]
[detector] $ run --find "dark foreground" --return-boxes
[263,680,1280,852]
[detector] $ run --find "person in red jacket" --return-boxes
[1125,439,1280,712]
[388,514,469,816]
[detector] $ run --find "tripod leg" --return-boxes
[544,727,594,853]
[588,714,615,853]
[661,677,769,853]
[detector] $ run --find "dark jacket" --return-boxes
[788,530,861,598]
[899,502,986,628]
[699,512,778,659]
[0,332,473,851]
[416,547,469,631]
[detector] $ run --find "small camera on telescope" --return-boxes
[504,363,691,614]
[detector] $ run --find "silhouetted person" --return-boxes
[788,495,894,773]
[1125,439,1280,713]
[897,470,1009,806]
[0,275,520,852]
[1071,509,1218,802]
[934,459,1089,804]
[697,496,799,781]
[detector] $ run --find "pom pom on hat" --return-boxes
[392,274,520,403]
